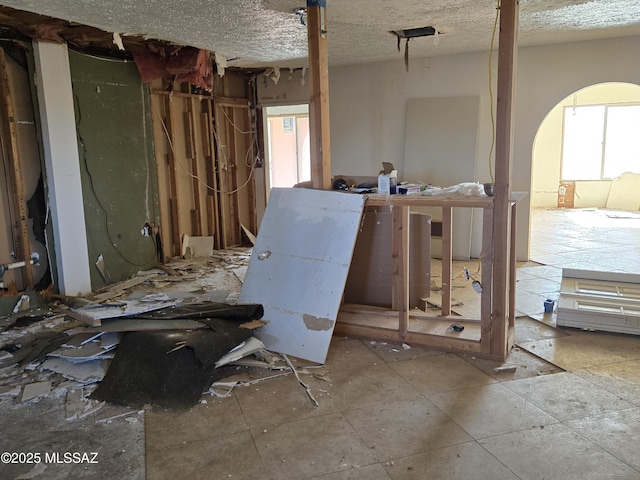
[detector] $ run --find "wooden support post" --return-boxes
[509,202,517,328]
[441,207,453,316]
[392,206,410,339]
[490,0,518,359]
[163,95,181,257]
[481,208,494,352]
[201,109,218,241]
[0,48,33,287]
[214,102,231,248]
[185,98,202,236]
[227,107,240,245]
[307,0,331,189]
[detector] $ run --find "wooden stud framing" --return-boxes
[0,48,33,286]
[185,98,203,236]
[490,0,518,357]
[161,95,182,257]
[307,2,331,189]
[391,206,410,339]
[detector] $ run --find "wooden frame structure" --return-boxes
[150,74,259,258]
[0,47,33,287]
[335,193,525,360]
[309,1,520,360]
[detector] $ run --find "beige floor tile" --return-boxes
[479,422,639,480]
[461,347,563,381]
[145,398,248,450]
[565,407,640,471]
[514,317,567,344]
[311,463,391,480]
[388,353,496,396]
[146,430,266,480]
[569,330,640,360]
[516,276,561,295]
[573,360,640,405]
[429,382,558,439]
[325,338,386,373]
[326,363,422,411]
[364,339,443,363]
[383,441,518,480]
[518,332,636,371]
[234,373,339,429]
[343,398,471,461]
[252,413,376,480]
[502,372,634,421]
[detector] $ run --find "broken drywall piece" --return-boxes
[605,172,640,211]
[65,388,84,420]
[20,380,52,401]
[214,52,227,77]
[12,294,30,313]
[215,336,265,368]
[95,254,112,284]
[283,354,319,407]
[112,32,125,51]
[48,339,116,363]
[238,188,365,363]
[69,298,179,324]
[300,67,307,86]
[41,357,106,383]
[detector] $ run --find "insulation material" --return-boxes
[345,206,431,308]
[238,188,365,363]
[133,47,213,90]
[557,268,640,335]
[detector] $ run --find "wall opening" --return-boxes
[529,82,640,268]
[264,104,310,191]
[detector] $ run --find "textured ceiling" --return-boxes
[1,0,640,68]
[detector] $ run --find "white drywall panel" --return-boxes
[238,187,365,363]
[33,41,92,296]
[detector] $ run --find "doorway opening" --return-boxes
[530,82,640,272]
[265,105,310,191]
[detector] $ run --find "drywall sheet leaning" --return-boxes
[238,188,365,363]
[557,268,640,335]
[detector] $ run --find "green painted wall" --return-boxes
[69,51,159,290]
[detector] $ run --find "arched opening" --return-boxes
[529,82,640,273]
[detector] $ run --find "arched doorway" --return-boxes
[529,82,640,272]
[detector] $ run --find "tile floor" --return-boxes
[144,208,640,480]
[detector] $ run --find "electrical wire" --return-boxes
[156,104,259,196]
[487,0,500,185]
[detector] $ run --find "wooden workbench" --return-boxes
[335,192,527,360]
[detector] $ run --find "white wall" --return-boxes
[257,34,640,260]
[329,35,640,260]
[532,82,640,208]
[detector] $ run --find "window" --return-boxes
[561,104,640,180]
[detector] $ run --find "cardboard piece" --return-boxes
[238,188,365,363]
[182,234,214,258]
[345,206,431,308]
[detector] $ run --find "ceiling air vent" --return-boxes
[390,26,440,72]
